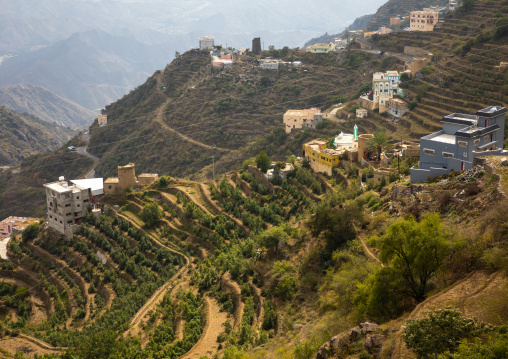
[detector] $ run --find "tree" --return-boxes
[403,307,490,359]
[22,222,40,243]
[255,151,271,173]
[139,202,163,227]
[307,201,363,258]
[370,213,450,303]
[400,72,409,82]
[366,129,391,160]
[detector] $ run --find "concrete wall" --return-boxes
[410,167,449,183]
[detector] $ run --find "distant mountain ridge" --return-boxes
[0,106,76,165]
[0,30,175,111]
[304,14,375,48]
[0,84,95,128]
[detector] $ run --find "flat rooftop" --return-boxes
[105,177,119,184]
[430,133,456,144]
[44,181,84,193]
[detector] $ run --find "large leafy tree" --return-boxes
[370,213,450,303]
[139,202,163,228]
[366,129,391,160]
[403,307,490,359]
[255,151,271,173]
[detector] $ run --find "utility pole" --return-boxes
[398,135,402,181]
[212,156,215,182]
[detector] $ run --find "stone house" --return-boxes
[411,106,507,182]
[283,108,323,133]
[388,98,408,117]
[105,163,158,195]
[356,108,368,118]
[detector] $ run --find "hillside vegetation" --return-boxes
[2,155,508,358]
[87,48,404,180]
[0,106,76,165]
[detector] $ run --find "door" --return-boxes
[461,162,465,171]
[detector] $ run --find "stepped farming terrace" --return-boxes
[0,164,339,358]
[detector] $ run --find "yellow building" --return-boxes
[306,42,336,54]
[303,140,342,176]
[104,163,159,195]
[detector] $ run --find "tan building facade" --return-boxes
[104,163,159,195]
[356,108,368,118]
[44,179,91,236]
[410,10,439,32]
[283,108,323,133]
[98,114,107,126]
[388,98,408,117]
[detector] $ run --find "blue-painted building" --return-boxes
[411,106,507,182]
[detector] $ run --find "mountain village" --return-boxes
[2,0,508,358]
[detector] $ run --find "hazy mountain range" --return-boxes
[0,0,387,125]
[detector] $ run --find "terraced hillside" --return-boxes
[364,0,448,31]
[0,164,334,358]
[372,0,508,136]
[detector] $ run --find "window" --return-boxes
[65,204,71,207]
[423,149,435,155]
[77,196,79,199]
[484,135,489,141]
[458,141,468,147]
[463,152,468,158]
[474,139,480,145]
[77,204,80,207]
[443,152,454,158]
[75,212,79,216]
[67,220,72,224]
[66,213,71,216]
[84,199,89,203]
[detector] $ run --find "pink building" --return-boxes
[0,217,38,238]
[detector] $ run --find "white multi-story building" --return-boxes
[373,71,400,104]
[44,178,91,237]
[199,36,215,51]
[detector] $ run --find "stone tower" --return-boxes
[118,163,137,192]
[252,37,261,55]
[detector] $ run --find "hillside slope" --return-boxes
[87,48,402,180]
[0,84,95,128]
[0,106,76,165]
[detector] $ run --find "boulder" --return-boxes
[349,326,361,342]
[330,333,349,353]
[502,158,508,166]
[365,334,385,356]
[360,322,379,335]
[316,342,331,359]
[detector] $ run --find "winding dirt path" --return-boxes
[354,225,382,266]
[154,99,229,152]
[180,296,228,359]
